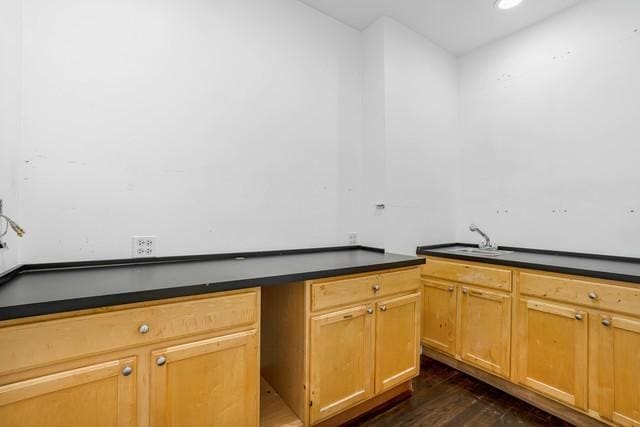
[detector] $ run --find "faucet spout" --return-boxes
[469,224,494,249]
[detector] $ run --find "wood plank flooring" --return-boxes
[349,357,574,427]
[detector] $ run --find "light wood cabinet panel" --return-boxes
[0,290,258,376]
[598,314,640,426]
[459,286,511,378]
[375,293,421,393]
[422,258,512,291]
[378,269,421,295]
[421,279,456,355]
[149,330,259,427]
[519,271,640,317]
[517,299,588,409]
[310,268,419,312]
[311,275,379,312]
[0,357,136,427]
[309,305,375,424]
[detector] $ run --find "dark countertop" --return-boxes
[417,243,640,285]
[0,246,424,321]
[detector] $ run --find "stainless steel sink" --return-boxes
[445,247,514,257]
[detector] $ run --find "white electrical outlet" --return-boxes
[347,232,358,245]
[132,236,156,258]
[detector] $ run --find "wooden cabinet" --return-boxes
[308,291,421,423]
[422,258,512,291]
[420,259,512,377]
[0,291,258,377]
[150,330,259,427]
[0,357,136,427]
[0,289,260,427]
[459,286,511,378]
[375,293,421,393]
[309,305,375,424]
[421,279,456,355]
[520,272,640,317]
[598,314,640,426]
[264,267,421,426]
[421,258,640,427]
[516,299,588,409]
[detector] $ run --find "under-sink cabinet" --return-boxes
[459,285,511,378]
[421,279,457,356]
[421,260,513,378]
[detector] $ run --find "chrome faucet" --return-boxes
[469,224,496,250]
[0,199,26,249]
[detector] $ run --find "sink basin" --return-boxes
[445,247,514,257]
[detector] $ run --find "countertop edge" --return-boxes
[417,243,640,285]
[0,256,425,321]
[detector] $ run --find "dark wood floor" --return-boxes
[350,357,573,427]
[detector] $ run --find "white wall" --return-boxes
[0,0,22,273]
[7,0,639,265]
[17,0,363,263]
[361,19,387,250]
[457,0,640,256]
[383,18,458,254]
[361,18,458,255]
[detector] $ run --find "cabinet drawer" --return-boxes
[422,258,512,291]
[519,272,640,317]
[311,269,419,312]
[0,290,258,376]
[379,268,420,294]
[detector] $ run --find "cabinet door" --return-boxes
[0,357,136,427]
[376,292,421,393]
[150,330,259,427]
[517,299,587,409]
[422,280,456,355]
[598,314,640,426]
[309,305,375,424]
[459,286,511,378]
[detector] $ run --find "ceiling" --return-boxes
[298,0,585,55]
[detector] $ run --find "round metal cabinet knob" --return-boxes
[448,287,454,292]
[121,366,133,377]
[156,356,167,366]
[601,318,611,327]
[380,305,387,312]
[139,324,150,334]
[575,313,583,321]
[588,292,598,300]
[366,307,374,315]
[462,289,468,294]
[372,284,381,293]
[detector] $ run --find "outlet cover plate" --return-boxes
[347,232,358,245]
[132,236,156,258]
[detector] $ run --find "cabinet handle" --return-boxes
[121,366,133,376]
[156,356,167,366]
[462,289,468,294]
[574,313,583,321]
[366,307,374,315]
[601,318,611,327]
[138,324,150,334]
[372,284,381,293]
[380,305,387,312]
[447,287,454,292]
[588,292,598,300]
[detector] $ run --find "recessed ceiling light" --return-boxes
[495,0,523,10]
